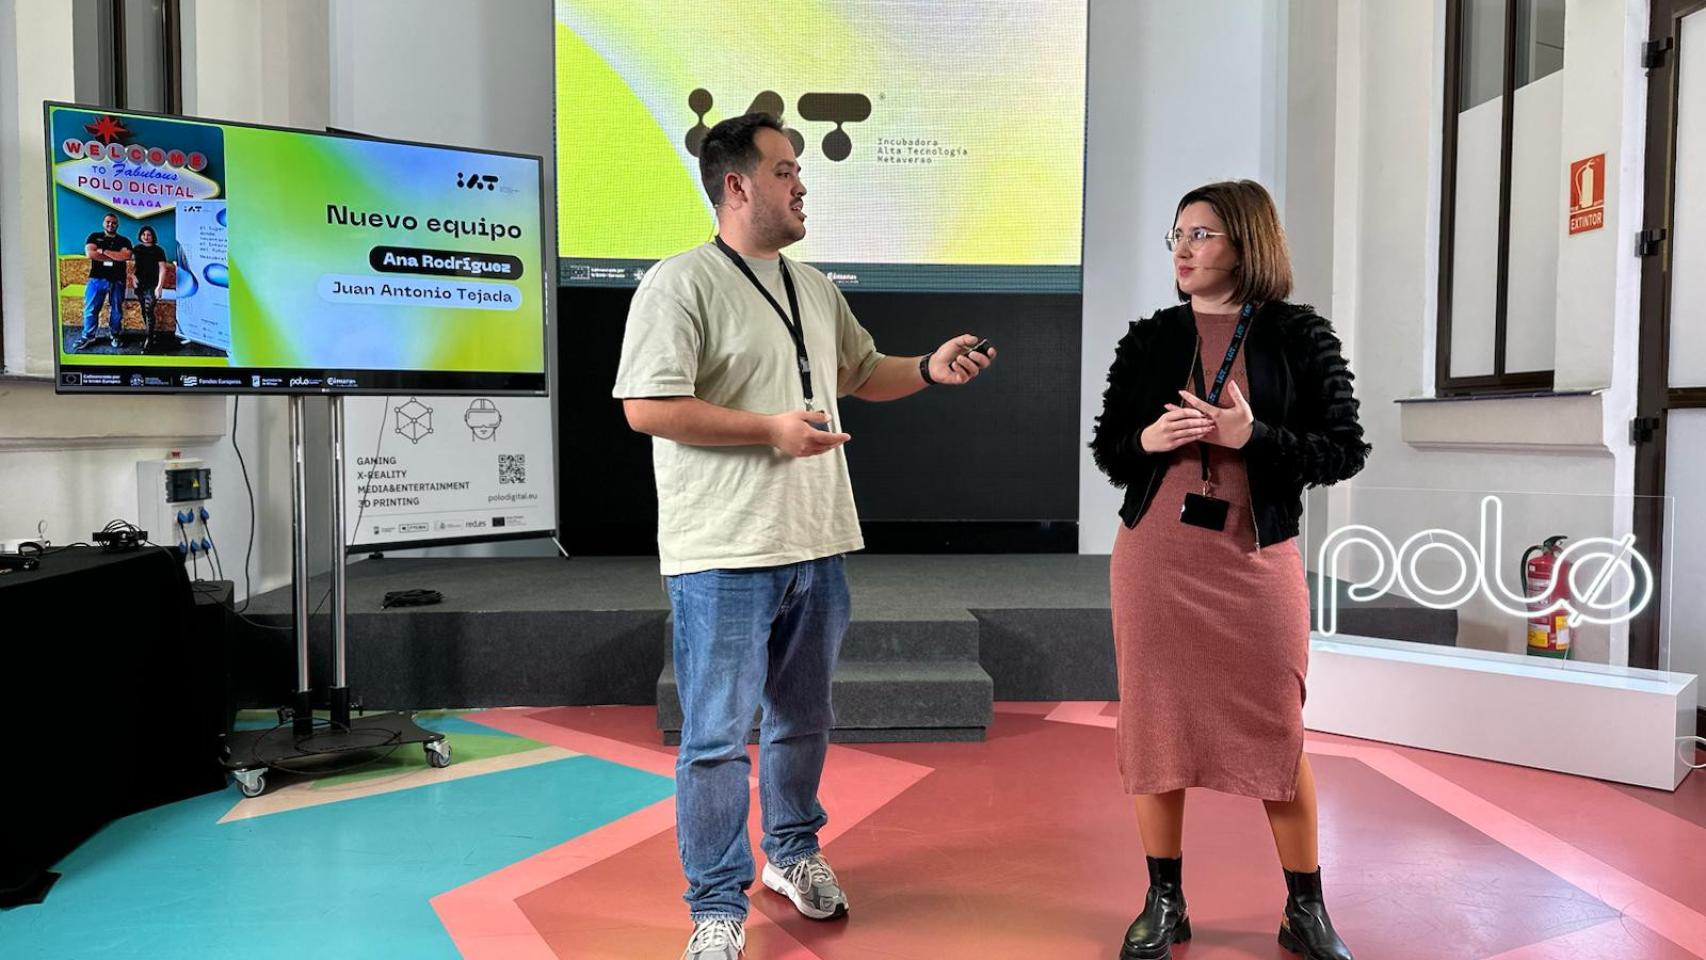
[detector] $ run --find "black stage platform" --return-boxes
[240,555,1454,741]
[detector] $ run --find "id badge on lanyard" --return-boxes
[712,236,822,424]
[1179,302,1255,531]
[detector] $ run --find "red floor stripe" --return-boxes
[437,707,932,959]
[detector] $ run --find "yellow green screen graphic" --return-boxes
[554,0,1087,293]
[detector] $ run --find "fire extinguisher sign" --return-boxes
[1569,154,1606,235]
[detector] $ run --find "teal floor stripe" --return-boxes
[0,755,672,959]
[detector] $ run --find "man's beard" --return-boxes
[753,196,805,249]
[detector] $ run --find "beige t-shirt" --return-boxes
[612,241,885,575]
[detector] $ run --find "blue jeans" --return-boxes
[666,555,850,921]
[81,278,123,340]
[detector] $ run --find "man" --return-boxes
[77,213,132,351]
[613,112,995,960]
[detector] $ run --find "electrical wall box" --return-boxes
[137,457,213,555]
[166,467,212,502]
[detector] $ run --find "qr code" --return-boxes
[498,454,526,485]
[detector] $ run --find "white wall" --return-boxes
[0,0,564,597]
[2,0,1671,644]
[1450,96,1504,379]
[183,0,331,129]
[0,2,222,558]
[1449,22,1569,380]
[330,0,551,161]
[1284,0,1340,314]
[338,0,1324,566]
[1505,74,1564,374]
[1670,412,1706,705]
[1,0,75,373]
[0,0,333,603]
[1078,0,1287,555]
[1672,6,1706,391]
[1323,0,1651,663]
[1663,9,1706,706]
[327,0,559,560]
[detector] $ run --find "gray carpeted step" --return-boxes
[660,617,980,663]
[660,725,988,745]
[838,619,980,661]
[237,557,1457,711]
[657,659,993,742]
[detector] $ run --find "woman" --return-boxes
[130,226,168,353]
[1090,180,1368,960]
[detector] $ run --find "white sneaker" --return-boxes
[761,853,849,920]
[681,917,744,960]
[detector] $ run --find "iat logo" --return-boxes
[685,89,873,162]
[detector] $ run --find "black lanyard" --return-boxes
[1188,301,1257,490]
[713,236,815,409]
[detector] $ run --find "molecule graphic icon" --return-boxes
[394,397,434,445]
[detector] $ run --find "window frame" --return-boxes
[1437,0,1559,397]
[5,1,181,374]
[87,0,184,113]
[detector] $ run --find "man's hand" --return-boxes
[1173,381,1255,449]
[768,409,851,458]
[928,334,996,385]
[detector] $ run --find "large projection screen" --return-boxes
[554,0,1087,293]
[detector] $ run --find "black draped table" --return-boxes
[0,546,228,907]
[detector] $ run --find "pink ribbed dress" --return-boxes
[1108,310,1311,802]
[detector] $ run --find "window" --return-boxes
[1438,0,1566,396]
[72,0,182,114]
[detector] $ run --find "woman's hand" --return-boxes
[1139,405,1214,453]
[1173,381,1255,448]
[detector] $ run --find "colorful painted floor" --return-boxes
[3,704,1704,959]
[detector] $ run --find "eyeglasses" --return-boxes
[1165,227,1227,252]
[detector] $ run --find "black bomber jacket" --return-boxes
[1089,301,1371,547]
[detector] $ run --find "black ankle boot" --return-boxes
[1278,868,1354,959]
[1121,856,1190,960]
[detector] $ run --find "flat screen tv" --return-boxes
[45,102,548,395]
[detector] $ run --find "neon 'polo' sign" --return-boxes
[1316,495,1653,636]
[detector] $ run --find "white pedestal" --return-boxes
[1304,634,1699,791]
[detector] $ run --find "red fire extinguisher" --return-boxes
[1521,535,1572,659]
